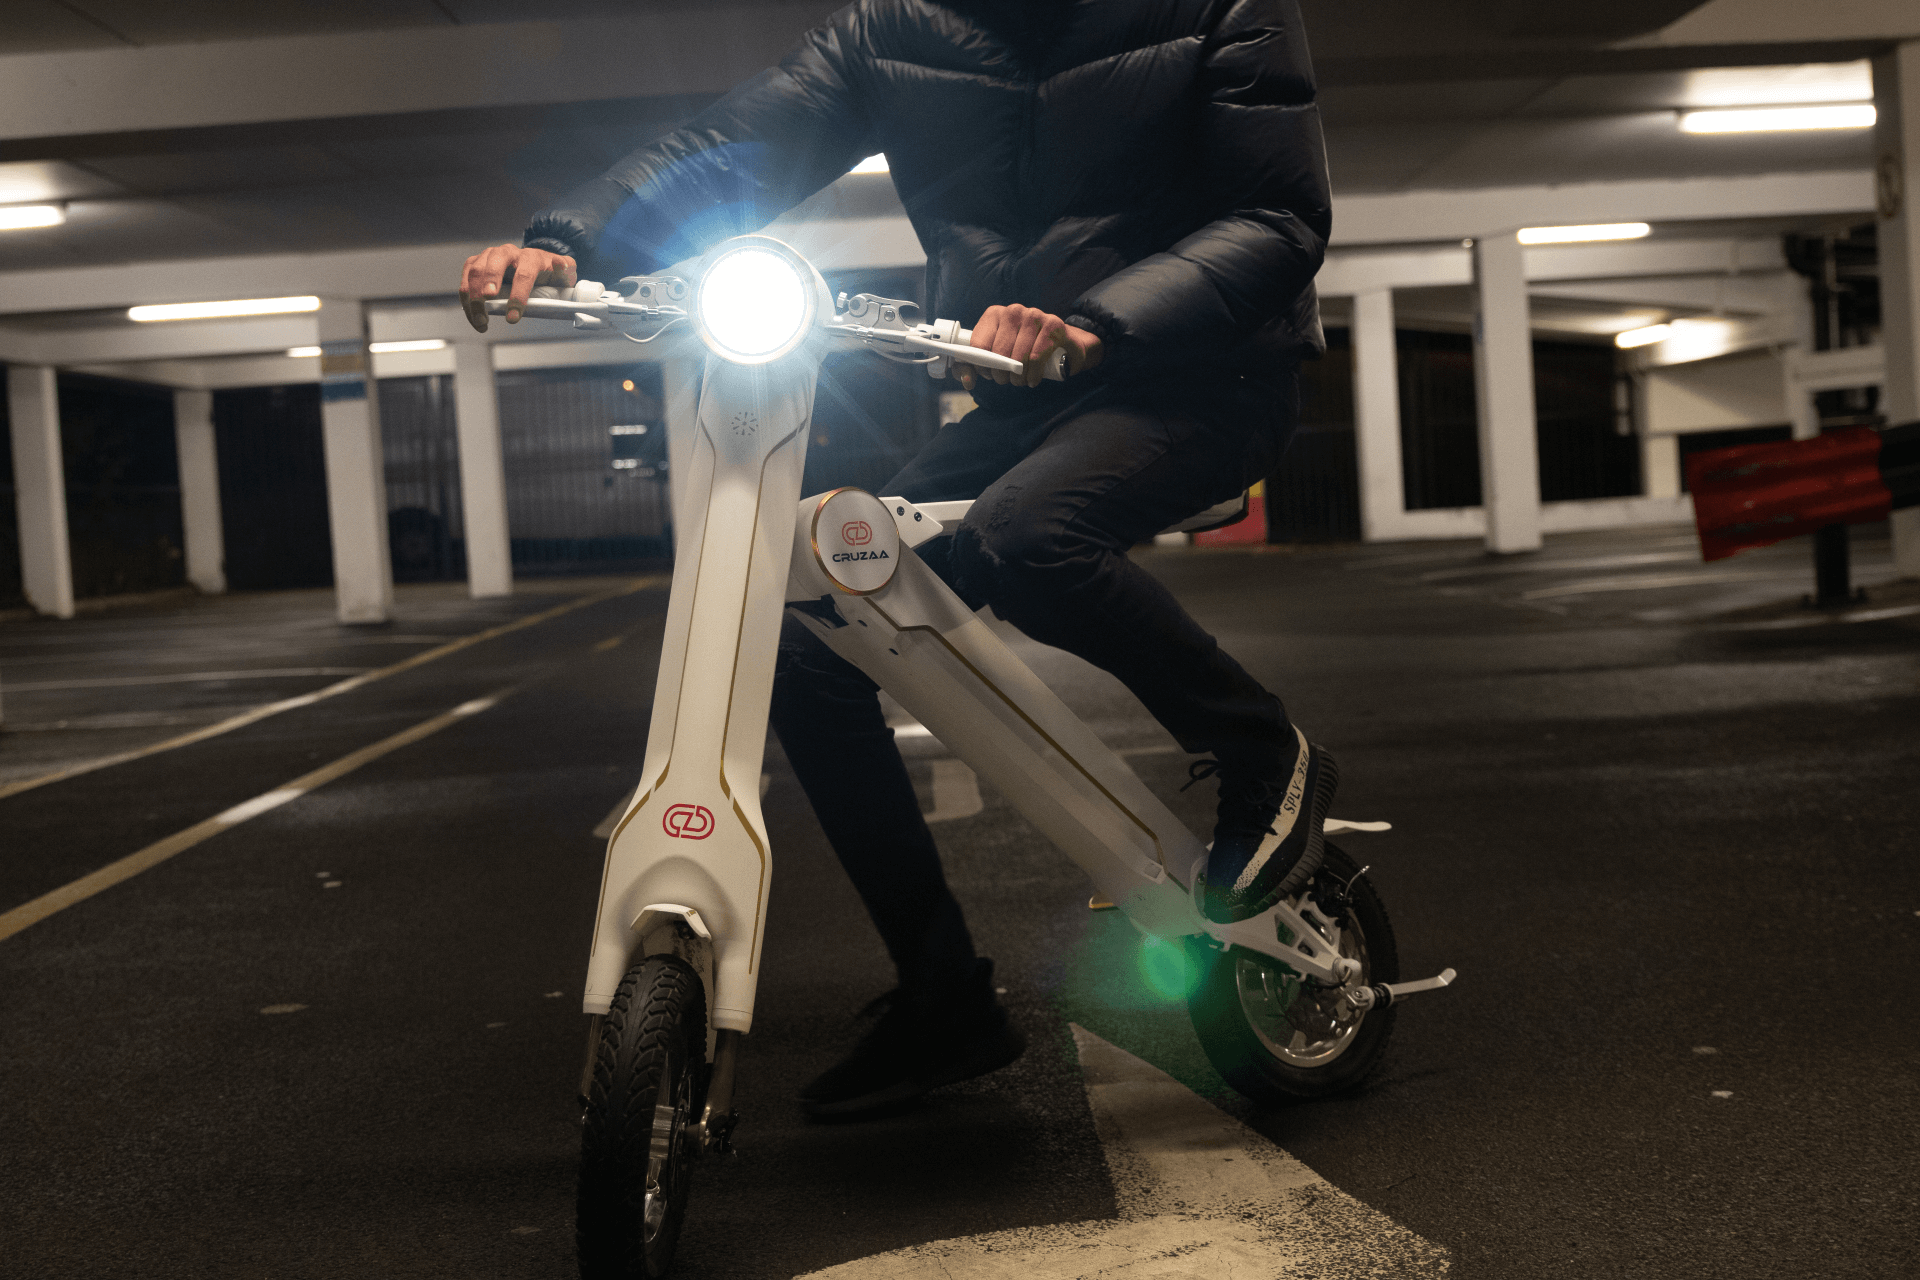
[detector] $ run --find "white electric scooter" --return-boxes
[486,233,1455,1279]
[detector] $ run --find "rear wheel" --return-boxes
[578,956,706,1280]
[1187,842,1398,1103]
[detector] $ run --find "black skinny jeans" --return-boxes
[769,371,1300,994]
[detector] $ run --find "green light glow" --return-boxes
[1137,936,1193,1001]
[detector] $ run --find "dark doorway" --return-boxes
[1268,328,1361,542]
[213,384,333,591]
[1396,329,1642,511]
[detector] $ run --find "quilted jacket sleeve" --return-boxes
[522,11,875,278]
[1068,0,1331,367]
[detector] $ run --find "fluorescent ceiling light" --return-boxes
[850,154,889,174]
[130,295,321,322]
[1615,323,1673,349]
[285,339,447,358]
[1684,61,1872,108]
[1518,222,1651,245]
[1679,104,1876,134]
[0,204,65,230]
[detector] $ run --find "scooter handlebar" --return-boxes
[478,294,1068,382]
[952,329,1068,382]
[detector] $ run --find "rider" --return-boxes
[460,0,1336,1120]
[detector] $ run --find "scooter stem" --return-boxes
[583,356,819,1031]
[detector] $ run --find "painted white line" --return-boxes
[0,690,511,943]
[0,577,662,803]
[1520,569,1802,600]
[1708,601,1920,630]
[799,1024,1449,1278]
[1115,743,1183,758]
[925,759,983,823]
[1419,550,1700,582]
[592,787,636,840]
[0,668,371,692]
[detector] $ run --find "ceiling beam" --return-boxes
[0,5,838,150]
[1319,236,1789,295]
[1628,0,1920,47]
[1332,170,1873,246]
[0,242,473,315]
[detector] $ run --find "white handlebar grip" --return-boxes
[951,329,1072,381]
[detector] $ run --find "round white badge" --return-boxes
[811,488,900,595]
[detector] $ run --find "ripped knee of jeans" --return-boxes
[946,522,1004,612]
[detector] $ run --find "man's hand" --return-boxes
[956,303,1104,391]
[459,244,578,332]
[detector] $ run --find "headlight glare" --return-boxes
[696,245,813,363]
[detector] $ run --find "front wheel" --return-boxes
[1187,842,1398,1104]
[578,956,706,1280]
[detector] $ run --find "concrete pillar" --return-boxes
[171,388,225,595]
[1641,434,1682,499]
[451,340,512,598]
[6,364,74,618]
[1874,42,1920,577]
[1351,288,1406,541]
[1787,385,1822,441]
[317,298,393,624]
[1471,233,1543,554]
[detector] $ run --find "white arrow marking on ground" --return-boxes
[798,1024,1448,1279]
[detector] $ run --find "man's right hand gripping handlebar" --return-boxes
[460,243,579,332]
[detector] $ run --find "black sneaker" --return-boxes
[1194,729,1339,923]
[799,959,1026,1122]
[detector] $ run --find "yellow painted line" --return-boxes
[0,576,664,802]
[593,635,625,652]
[0,689,515,943]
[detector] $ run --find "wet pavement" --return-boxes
[2,521,1915,1279]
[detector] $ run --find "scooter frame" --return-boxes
[491,235,1454,1148]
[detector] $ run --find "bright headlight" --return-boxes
[697,245,813,363]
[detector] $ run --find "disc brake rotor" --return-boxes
[1234,896,1370,1068]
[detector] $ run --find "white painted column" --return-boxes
[1470,233,1544,554]
[171,388,225,595]
[1780,273,1822,442]
[1874,42,1920,577]
[1350,288,1406,541]
[451,340,512,598]
[1640,435,1681,498]
[6,364,74,618]
[1632,372,1682,498]
[316,298,393,624]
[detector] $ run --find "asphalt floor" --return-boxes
[1,521,1915,1279]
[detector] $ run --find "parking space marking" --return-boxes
[1,668,370,693]
[0,577,662,802]
[925,759,983,823]
[1520,569,1800,600]
[0,690,513,943]
[802,1025,1448,1278]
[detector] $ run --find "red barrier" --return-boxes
[1686,427,1892,562]
[1193,481,1268,547]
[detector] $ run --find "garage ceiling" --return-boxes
[0,1,1894,275]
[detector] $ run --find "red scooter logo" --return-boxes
[662,803,715,840]
[841,520,873,546]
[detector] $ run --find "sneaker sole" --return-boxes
[1212,745,1339,924]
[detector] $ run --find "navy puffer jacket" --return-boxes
[524,0,1331,381]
